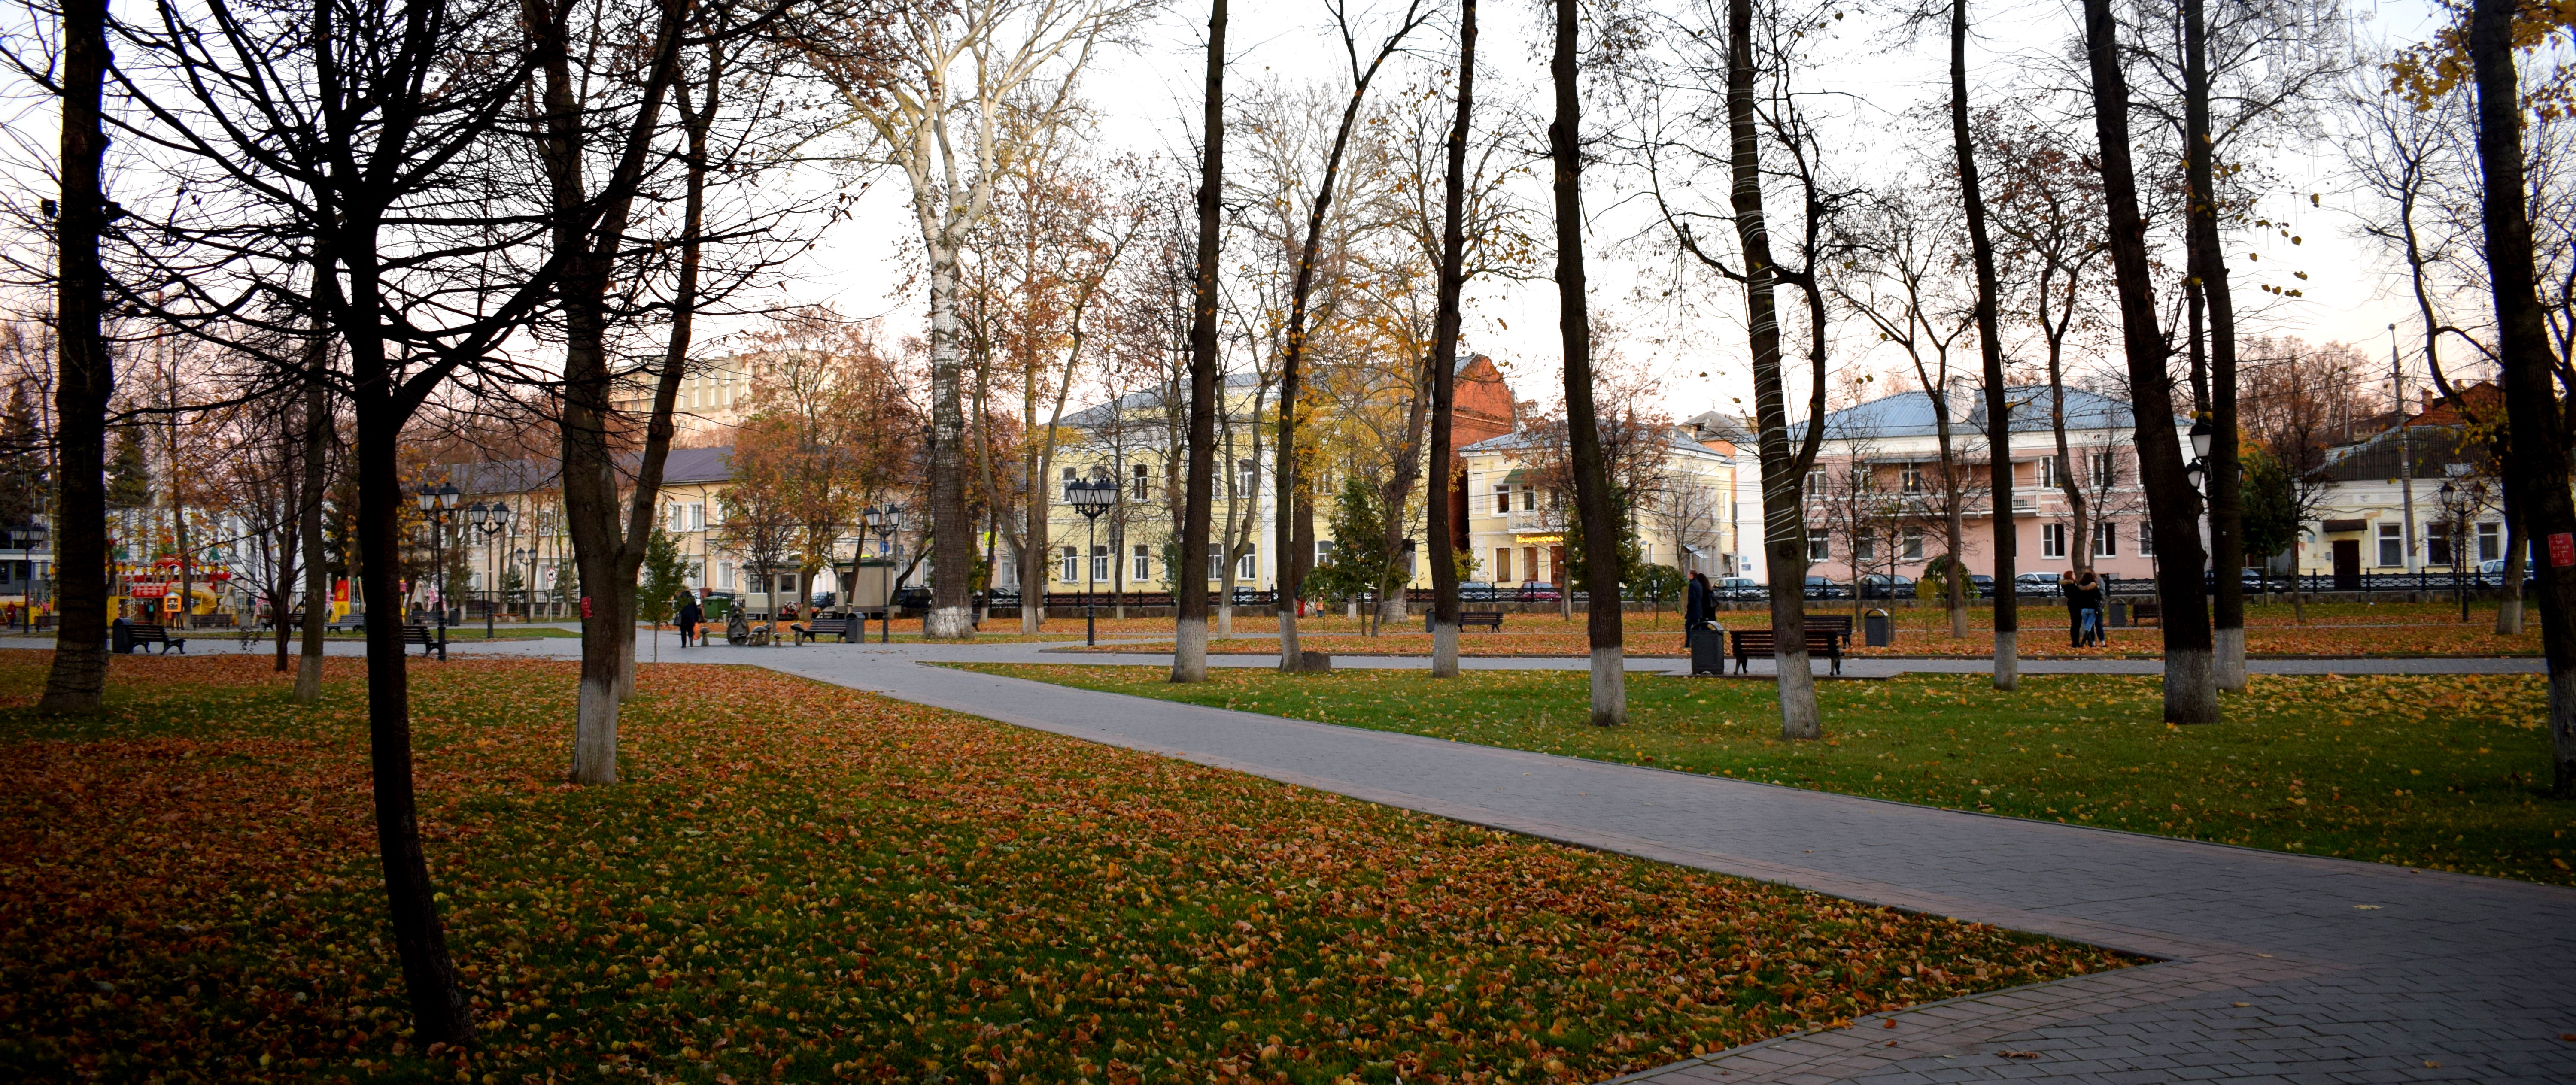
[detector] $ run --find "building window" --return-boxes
[1092,545,1111,582]
[2090,451,2117,489]
[1523,546,1540,582]
[2041,523,2067,559]
[1132,464,1151,500]
[2478,522,2502,562]
[1132,545,1151,581]
[1495,484,1511,513]
[1902,526,1924,560]
[1208,543,1225,581]
[1520,486,1535,512]
[1495,546,1512,582]
[2139,521,2154,556]
[2035,456,2057,489]
[1234,459,1257,498]
[1239,547,1257,582]
[688,503,705,531]
[1900,466,1924,494]
[2377,522,2403,567]
[1061,546,1080,582]
[1804,468,1825,499]
[1062,466,1078,487]
[2093,520,2117,558]
[1807,530,1829,562]
[2427,523,2454,567]
[1855,534,1877,562]
[719,562,735,590]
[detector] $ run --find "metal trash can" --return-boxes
[2108,600,2131,628]
[1688,625,1727,676]
[1863,608,1893,647]
[111,616,133,654]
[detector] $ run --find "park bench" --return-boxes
[2127,599,2162,627]
[1807,613,1854,648]
[1727,628,1844,676]
[401,624,447,661]
[793,615,855,645]
[1460,610,1504,631]
[124,623,186,655]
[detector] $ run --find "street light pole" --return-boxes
[468,501,512,638]
[415,482,461,646]
[1070,477,1113,647]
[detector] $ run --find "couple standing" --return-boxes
[2060,569,2107,647]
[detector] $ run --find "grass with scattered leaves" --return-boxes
[963,665,2576,887]
[0,651,2126,1085]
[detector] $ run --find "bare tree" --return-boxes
[808,0,1149,640]
[1173,0,1227,682]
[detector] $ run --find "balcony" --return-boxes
[1504,510,1560,534]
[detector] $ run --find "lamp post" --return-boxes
[865,503,905,643]
[1068,476,1115,646]
[413,482,461,643]
[468,501,512,638]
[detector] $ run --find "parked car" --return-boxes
[1715,576,1768,600]
[1458,581,1497,602]
[1856,573,1916,598]
[1514,581,1561,601]
[2476,558,2538,588]
[1964,574,1996,599]
[2013,572,2062,597]
[1802,576,1849,600]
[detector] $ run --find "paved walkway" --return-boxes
[9,632,2570,1081]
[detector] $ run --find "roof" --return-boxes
[440,446,735,494]
[1788,385,2169,440]
[1460,424,1735,460]
[1057,373,1261,429]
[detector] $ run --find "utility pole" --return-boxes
[2391,324,2418,579]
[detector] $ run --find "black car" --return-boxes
[1965,574,1996,598]
[1802,576,1849,600]
[1856,573,1916,599]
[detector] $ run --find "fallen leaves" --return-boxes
[0,651,2131,1085]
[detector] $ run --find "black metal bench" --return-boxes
[793,615,855,645]
[126,623,185,654]
[401,624,447,660]
[2128,599,2162,627]
[1727,628,1844,676]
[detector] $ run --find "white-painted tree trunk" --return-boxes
[2213,627,2246,693]
[1431,620,1459,678]
[1991,629,2017,691]
[1589,646,1627,726]
[2165,646,2219,724]
[1172,618,1208,682]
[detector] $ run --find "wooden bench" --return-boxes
[793,615,855,644]
[1728,628,1844,676]
[401,624,447,661]
[125,623,185,654]
[2127,599,2162,627]
[1459,610,1504,631]
[1807,614,1854,646]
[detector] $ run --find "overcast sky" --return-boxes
[786,0,2453,424]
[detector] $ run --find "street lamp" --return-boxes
[468,501,512,638]
[1068,476,1116,646]
[865,503,905,643]
[2184,415,2215,494]
[413,482,462,645]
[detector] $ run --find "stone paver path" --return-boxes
[9,632,2569,1081]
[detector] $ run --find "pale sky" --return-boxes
[786,0,2459,424]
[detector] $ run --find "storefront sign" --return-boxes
[2551,532,2576,568]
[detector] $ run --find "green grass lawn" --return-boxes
[0,653,2125,1085]
[959,664,2576,887]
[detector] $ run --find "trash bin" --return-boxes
[1689,624,1728,675]
[2108,600,2131,628]
[111,616,134,654]
[1863,608,1893,647]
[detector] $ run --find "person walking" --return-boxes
[676,591,702,649]
[2068,569,2105,647]
[1684,570,1720,643]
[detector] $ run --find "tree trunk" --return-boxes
[1951,0,2016,688]
[1552,0,1623,725]
[2499,512,2525,635]
[2183,0,2247,694]
[1173,0,1227,685]
[2467,0,2576,793]
[295,359,330,703]
[924,240,978,639]
[2083,0,2216,723]
[1425,0,1474,681]
[1724,0,1820,739]
[39,0,111,714]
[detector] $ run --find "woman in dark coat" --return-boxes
[676,592,703,648]
[2066,569,2105,647]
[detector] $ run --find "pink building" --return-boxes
[1789,382,2188,587]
